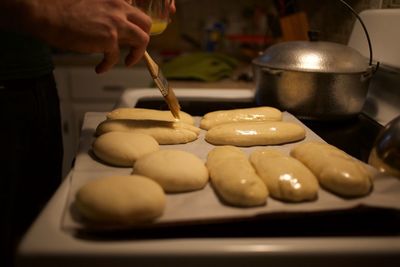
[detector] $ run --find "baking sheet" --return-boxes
[62,112,400,231]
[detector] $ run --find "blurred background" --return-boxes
[148,0,397,60]
[55,0,400,61]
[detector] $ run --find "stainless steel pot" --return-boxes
[253,41,376,120]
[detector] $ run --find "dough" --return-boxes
[290,141,373,197]
[206,146,268,207]
[200,106,282,130]
[107,108,195,125]
[75,175,166,225]
[95,119,200,144]
[250,149,319,202]
[133,149,209,192]
[205,121,305,146]
[92,132,159,167]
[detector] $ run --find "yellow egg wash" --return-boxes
[150,19,168,35]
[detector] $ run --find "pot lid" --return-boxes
[253,41,370,73]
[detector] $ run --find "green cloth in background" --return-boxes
[161,52,239,82]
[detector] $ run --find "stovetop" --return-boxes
[15,88,400,267]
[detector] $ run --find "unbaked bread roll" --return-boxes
[95,119,200,144]
[107,108,195,125]
[133,150,209,193]
[206,146,268,207]
[250,149,319,202]
[200,106,282,130]
[75,175,165,225]
[290,141,373,197]
[205,121,305,146]
[92,132,159,167]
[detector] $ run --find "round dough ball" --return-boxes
[75,175,166,225]
[92,132,159,167]
[133,150,209,193]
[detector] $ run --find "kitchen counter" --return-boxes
[52,52,255,89]
[53,52,147,68]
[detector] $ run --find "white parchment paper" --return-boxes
[62,112,400,231]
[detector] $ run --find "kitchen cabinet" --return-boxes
[53,66,153,178]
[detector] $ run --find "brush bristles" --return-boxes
[164,87,181,119]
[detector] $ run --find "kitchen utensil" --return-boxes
[143,51,181,119]
[253,0,377,120]
[368,115,400,178]
[130,0,180,118]
[253,40,375,120]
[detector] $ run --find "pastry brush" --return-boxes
[143,51,181,119]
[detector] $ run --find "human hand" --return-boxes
[169,0,176,15]
[26,0,153,73]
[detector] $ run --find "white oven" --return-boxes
[17,87,400,267]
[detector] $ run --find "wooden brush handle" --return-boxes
[144,51,159,78]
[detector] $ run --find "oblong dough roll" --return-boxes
[133,150,209,193]
[205,121,305,146]
[200,106,282,130]
[290,141,373,197]
[92,132,159,167]
[107,108,195,125]
[206,146,268,207]
[75,175,166,225]
[250,149,319,202]
[96,119,200,144]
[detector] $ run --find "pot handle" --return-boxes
[261,67,283,76]
[361,64,379,81]
[340,0,376,68]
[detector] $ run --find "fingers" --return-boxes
[96,5,151,72]
[126,7,152,35]
[120,21,150,67]
[96,5,150,71]
[95,46,120,74]
[170,0,176,14]
[125,44,146,66]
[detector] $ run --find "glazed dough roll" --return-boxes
[205,121,305,146]
[75,175,166,225]
[206,146,268,207]
[107,108,195,125]
[250,149,319,202]
[92,132,159,167]
[200,106,282,130]
[290,141,373,197]
[133,150,209,193]
[95,119,200,144]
